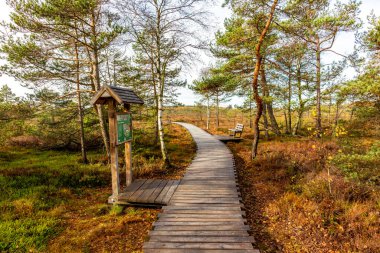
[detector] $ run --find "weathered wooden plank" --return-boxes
[153,225,251,231]
[162,210,246,216]
[176,186,238,190]
[162,206,243,211]
[139,179,163,203]
[143,242,254,250]
[144,249,259,253]
[169,198,241,204]
[148,236,255,243]
[149,230,250,237]
[128,179,154,202]
[117,179,146,200]
[156,217,246,222]
[172,196,241,199]
[146,179,168,203]
[170,203,243,207]
[175,191,239,195]
[155,180,174,204]
[180,182,237,186]
[162,180,180,204]
[158,213,245,218]
[153,221,247,226]
[171,196,241,200]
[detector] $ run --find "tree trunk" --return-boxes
[284,111,288,133]
[216,92,220,128]
[293,110,303,135]
[287,72,292,134]
[90,11,110,160]
[316,40,322,137]
[293,66,304,135]
[249,88,253,128]
[328,93,332,125]
[251,0,278,159]
[206,96,210,130]
[262,102,269,140]
[157,92,169,164]
[153,84,159,145]
[74,39,88,164]
[332,101,341,138]
[260,67,281,135]
[335,101,340,126]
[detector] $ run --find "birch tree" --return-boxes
[117,0,209,164]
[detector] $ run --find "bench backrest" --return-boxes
[235,123,244,131]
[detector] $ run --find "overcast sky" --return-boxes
[1,0,379,106]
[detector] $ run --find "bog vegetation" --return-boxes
[0,0,379,252]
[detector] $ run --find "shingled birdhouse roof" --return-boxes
[90,85,144,105]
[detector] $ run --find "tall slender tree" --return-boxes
[117,0,209,164]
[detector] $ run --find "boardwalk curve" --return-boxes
[143,123,258,253]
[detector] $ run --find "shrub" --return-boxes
[7,136,43,148]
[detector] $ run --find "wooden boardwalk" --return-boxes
[143,123,258,253]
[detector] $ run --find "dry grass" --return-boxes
[47,188,159,253]
[229,139,380,253]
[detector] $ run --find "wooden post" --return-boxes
[124,104,132,187]
[108,100,120,202]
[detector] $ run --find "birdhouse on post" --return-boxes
[91,85,144,204]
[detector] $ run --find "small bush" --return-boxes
[109,205,125,216]
[7,136,43,148]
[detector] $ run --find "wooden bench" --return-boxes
[228,123,244,138]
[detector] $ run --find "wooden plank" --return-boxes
[173,194,240,198]
[180,182,237,186]
[175,194,241,197]
[169,199,241,204]
[162,206,242,211]
[118,179,146,200]
[174,190,239,195]
[162,210,246,215]
[162,180,180,204]
[171,196,241,201]
[146,179,168,203]
[149,230,250,237]
[153,225,251,231]
[143,242,254,250]
[153,221,246,226]
[149,236,254,243]
[128,179,154,202]
[176,185,237,189]
[156,217,246,222]
[158,213,245,218]
[139,179,163,203]
[170,203,243,207]
[144,249,259,253]
[155,180,174,204]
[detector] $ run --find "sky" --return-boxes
[0,0,379,106]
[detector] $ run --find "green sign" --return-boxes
[117,113,132,144]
